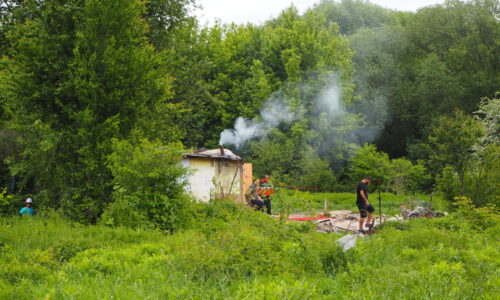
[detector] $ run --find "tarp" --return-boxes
[335,234,364,251]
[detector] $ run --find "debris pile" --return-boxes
[400,206,445,219]
[288,206,446,235]
[286,210,389,233]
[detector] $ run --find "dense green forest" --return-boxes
[0,0,499,221]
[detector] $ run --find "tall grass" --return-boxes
[0,200,497,299]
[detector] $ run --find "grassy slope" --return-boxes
[0,200,498,299]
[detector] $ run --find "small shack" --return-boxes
[181,147,252,202]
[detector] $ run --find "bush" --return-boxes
[451,197,498,231]
[387,158,432,194]
[101,139,193,232]
[0,188,16,216]
[437,144,500,206]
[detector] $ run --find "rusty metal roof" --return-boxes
[183,148,242,161]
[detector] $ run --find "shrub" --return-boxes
[452,196,498,231]
[101,139,193,232]
[0,188,16,216]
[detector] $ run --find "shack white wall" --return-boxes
[182,158,215,202]
[182,158,243,202]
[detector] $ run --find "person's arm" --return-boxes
[360,190,369,205]
[20,207,26,215]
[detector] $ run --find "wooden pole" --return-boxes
[378,184,382,224]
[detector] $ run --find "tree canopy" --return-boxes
[0,0,498,222]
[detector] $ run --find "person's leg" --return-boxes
[359,217,365,231]
[256,199,264,212]
[357,200,368,231]
[365,205,375,228]
[366,213,373,227]
[265,197,272,215]
[358,209,367,231]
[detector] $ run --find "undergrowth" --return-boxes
[0,199,497,299]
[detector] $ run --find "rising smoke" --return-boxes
[219,92,300,148]
[316,78,344,119]
[219,73,387,156]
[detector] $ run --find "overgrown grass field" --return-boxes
[0,198,498,299]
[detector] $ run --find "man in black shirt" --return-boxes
[356,176,374,233]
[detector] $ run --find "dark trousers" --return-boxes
[249,199,264,211]
[263,197,271,215]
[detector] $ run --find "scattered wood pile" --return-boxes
[286,206,445,234]
[285,210,391,233]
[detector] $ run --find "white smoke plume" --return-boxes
[317,80,344,118]
[218,73,385,151]
[219,117,263,149]
[219,94,298,148]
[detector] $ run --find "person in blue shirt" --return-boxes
[20,198,35,216]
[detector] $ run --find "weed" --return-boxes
[0,199,497,299]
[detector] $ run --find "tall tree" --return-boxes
[1,0,183,222]
[312,0,392,35]
[428,110,484,196]
[328,0,500,157]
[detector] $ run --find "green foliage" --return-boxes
[313,0,393,35]
[429,110,485,196]
[0,128,20,188]
[0,200,497,298]
[0,0,497,254]
[0,0,184,222]
[294,146,337,189]
[469,143,500,206]
[347,144,390,182]
[247,126,340,190]
[341,0,500,157]
[451,196,498,231]
[475,94,500,146]
[387,158,432,194]
[430,98,499,206]
[102,139,191,232]
[0,188,15,215]
[321,246,351,277]
[142,0,196,51]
